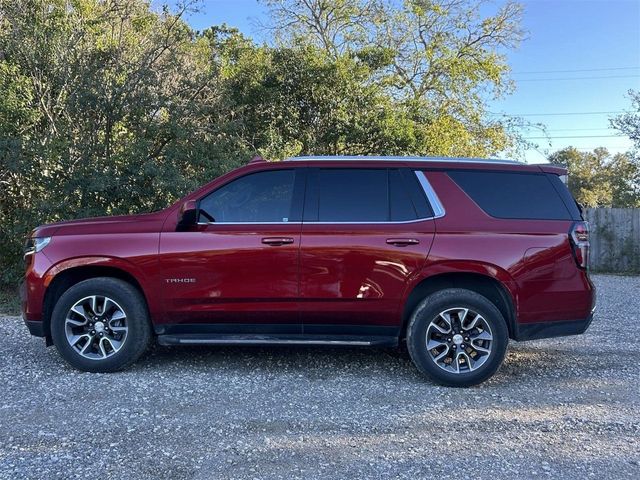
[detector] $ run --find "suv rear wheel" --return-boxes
[406,288,508,387]
[50,278,152,372]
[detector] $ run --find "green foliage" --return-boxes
[548,147,640,208]
[214,41,428,158]
[0,287,20,315]
[0,0,246,284]
[611,90,640,149]
[604,89,640,208]
[262,0,527,156]
[0,0,527,286]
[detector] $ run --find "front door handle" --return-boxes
[386,238,420,247]
[262,237,295,246]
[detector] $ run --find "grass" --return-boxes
[0,287,21,316]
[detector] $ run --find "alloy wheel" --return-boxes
[425,307,493,374]
[64,295,128,360]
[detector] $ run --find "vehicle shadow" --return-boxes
[131,340,611,388]
[139,343,417,379]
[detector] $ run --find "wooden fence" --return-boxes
[584,208,640,273]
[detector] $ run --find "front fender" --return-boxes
[43,256,149,289]
[39,256,161,328]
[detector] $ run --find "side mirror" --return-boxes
[176,200,198,231]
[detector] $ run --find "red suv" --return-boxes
[21,156,595,386]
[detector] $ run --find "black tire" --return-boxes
[50,277,152,372]
[406,288,508,387]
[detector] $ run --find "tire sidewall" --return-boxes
[407,288,509,387]
[50,278,151,372]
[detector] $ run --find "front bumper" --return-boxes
[514,313,594,341]
[20,278,48,339]
[24,318,45,337]
[20,249,52,322]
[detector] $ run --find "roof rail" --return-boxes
[284,155,521,165]
[249,155,267,164]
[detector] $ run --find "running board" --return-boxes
[157,333,397,347]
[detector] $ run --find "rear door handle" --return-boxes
[262,237,295,246]
[386,238,420,247]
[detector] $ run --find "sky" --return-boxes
[182,0,640,163]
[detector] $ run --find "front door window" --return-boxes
[199,170,296,223]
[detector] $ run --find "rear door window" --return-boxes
[303,168,435,222]
[315,169,388,222]
[390,169,419,221]
[447,170,573,220]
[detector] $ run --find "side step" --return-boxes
[157,333,398,347]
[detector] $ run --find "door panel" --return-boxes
[298,167,436,333]
[158,223,301,328]
[299,222,435,331]
[157,168,305,331]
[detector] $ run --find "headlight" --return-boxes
[24,237,51,257]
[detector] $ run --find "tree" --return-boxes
[611,89,640,149]
[0,0,243,284]
[548,147,640,208]
[606,152,640,208]
[262,0,374,56]
[608,89,640,206]
[208,19,521,159]
[262,0,527,156]
[211,35,438,158]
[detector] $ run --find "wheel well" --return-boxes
[401,273,516,339]
[42,266,148,337]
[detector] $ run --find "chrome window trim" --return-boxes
[196,219,424,225]
[300,219,427,225]
[196,221,302,225]
[195,170,446,226]
[415,171,446,219]
[285,155,520,165]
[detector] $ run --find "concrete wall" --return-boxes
[584,208,640,273]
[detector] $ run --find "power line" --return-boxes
[517,74,640,82]
[524,134,625,139]
[542,127,618,132]
[490,110,625,117]
[572,146,631,150]
[522,128,624,133]
[514,66,640,75]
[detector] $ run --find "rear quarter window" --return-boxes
[546,173,583,220]
[447,170,573,220]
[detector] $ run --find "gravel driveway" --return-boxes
[1,274,639,479]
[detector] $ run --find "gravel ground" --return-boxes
[0,274,639,479]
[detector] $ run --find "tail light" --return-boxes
[570,221,590,269]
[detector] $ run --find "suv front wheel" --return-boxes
[50,277,152,372]
[406,288,508,387]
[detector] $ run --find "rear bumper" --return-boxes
[514,313,594,341]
